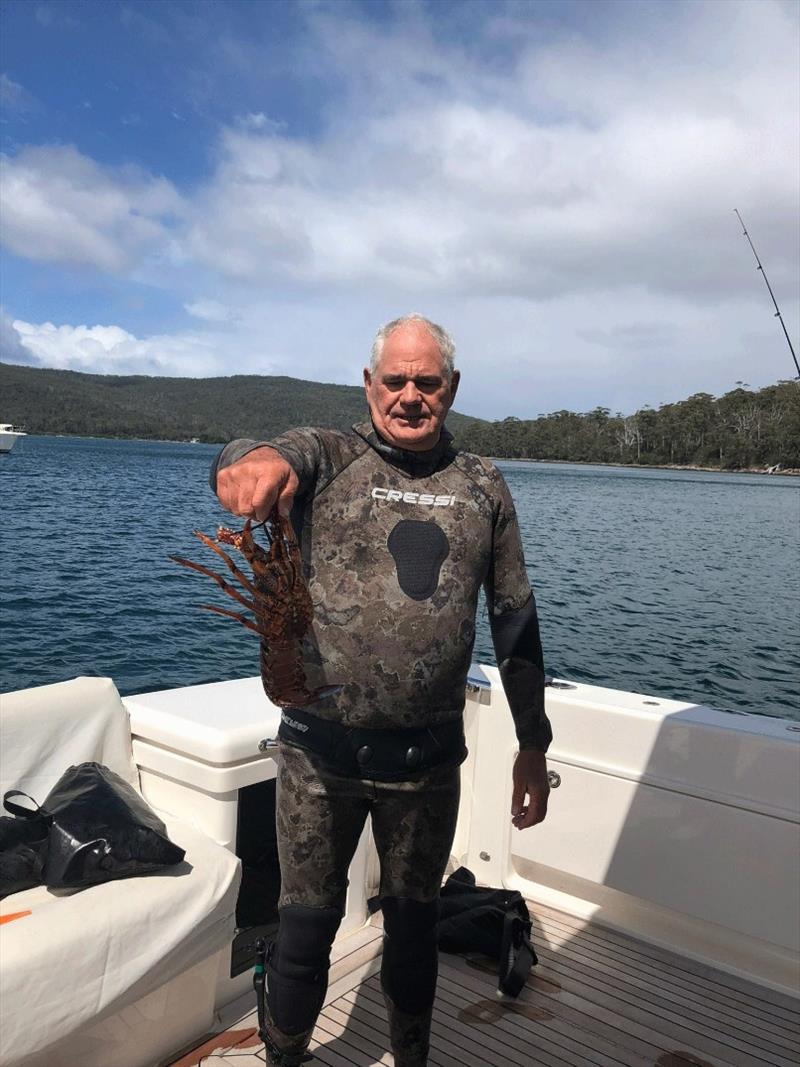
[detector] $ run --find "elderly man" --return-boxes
[211,314,552,1067]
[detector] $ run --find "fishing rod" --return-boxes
[734,208,800,379]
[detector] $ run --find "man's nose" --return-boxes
[398,381,422,405]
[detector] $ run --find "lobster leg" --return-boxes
[198,603,264,635]
[169,554,259,615]
[191,530,261,598]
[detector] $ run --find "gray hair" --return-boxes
[370,313,456,379]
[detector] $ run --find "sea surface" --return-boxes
[1,436,798,720]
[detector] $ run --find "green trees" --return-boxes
[2,360,796,470]
[0,363,481,444]
[455,381,799,470]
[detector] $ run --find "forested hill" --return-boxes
[456,380,800,471]
[2,361,798,470]
[0,362,484,442]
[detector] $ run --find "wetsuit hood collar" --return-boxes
[353,420,455,476]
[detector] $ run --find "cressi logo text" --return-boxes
[371,487,456,507]
[281,712,309,732]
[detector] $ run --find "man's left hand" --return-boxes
[511,749,549,830]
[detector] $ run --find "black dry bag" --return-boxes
[437,866,538,997]
[0,800,49,898]
[3,762,186,890]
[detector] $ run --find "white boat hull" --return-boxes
[0,430,25,453]
[458,668,799,994]
[125,669,800,996]
[2,669,798,1067]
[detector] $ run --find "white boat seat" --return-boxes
[0,676,140,800]
[0,677,241,1067]
[1,814,239,1066]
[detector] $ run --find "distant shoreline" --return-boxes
[493,457,800,476]
[9,431,799,476]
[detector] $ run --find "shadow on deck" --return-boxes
[168,900,800,1067]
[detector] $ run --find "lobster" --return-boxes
[170,509,338,708]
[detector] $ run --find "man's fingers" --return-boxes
[252,475,280,522]
[277,468,299,517]
[511,750,550,829]
[215,469,238,514]
[214,448,295,521]
[513,791,548,829]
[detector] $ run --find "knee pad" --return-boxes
[267,904,342,1036]
[381,896,439,1015]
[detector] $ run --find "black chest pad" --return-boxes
[387,520,450,601]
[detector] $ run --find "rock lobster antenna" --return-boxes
[734,208,799,379]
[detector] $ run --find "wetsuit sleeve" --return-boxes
[209,429,333,498]
[484,473,553,753]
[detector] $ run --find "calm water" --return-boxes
[1,436,798,720]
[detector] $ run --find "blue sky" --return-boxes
[1,0,798,419]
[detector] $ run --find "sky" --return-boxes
[1,0,798,420]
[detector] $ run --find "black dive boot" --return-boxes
[254,939,314,1066]
[261,1023,314,1067]
[382,991,434,1067]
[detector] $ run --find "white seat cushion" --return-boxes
[0,814,241,1066]
[0,677,139,800]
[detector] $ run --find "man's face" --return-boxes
[363,322,460,451]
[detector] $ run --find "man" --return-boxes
[211,314,552,1067]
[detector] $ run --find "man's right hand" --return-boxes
[215,447,299,521]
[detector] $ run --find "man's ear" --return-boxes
[363,366,372,399]
[449,369,461,404]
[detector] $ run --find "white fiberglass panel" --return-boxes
[513,760,800,952]
[464,667,800,960]
[125,676,281,764]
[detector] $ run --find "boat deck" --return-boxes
[169,900,800,1067]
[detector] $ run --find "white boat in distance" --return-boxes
[0,424,26,453]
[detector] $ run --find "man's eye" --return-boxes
[381,376,442,391]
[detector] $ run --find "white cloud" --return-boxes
[0,73,36,117]
[0,146,182,271]
[0,309,37,364]
[6,1,797,302]
[11,275,790,420]
[2,0,798,415]
[12,319,225,377]
[180,0,798,307]
[184,299,233,322]
[235,112,280,132]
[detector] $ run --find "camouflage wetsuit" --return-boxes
[212,422,552,1066]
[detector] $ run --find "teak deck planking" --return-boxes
[166,899,800,1067]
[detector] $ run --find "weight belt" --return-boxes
[277,707,467,781]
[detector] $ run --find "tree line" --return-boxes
[0,362,482,442]
[455,381,799,470]
[2,361,797,470]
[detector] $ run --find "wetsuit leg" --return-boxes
[264,904,341,1064]
[370,764,461,1067]
[265,743,371,1064]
